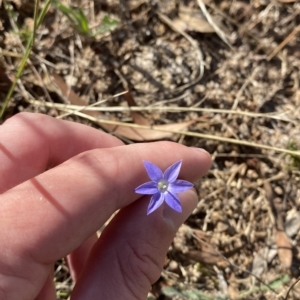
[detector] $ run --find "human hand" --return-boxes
[0,113,211,300]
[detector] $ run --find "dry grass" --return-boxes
[1,0,300,299]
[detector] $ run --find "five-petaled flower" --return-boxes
[135,160,193,215]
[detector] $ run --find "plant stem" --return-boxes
[0,0,52,119]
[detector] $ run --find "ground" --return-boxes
[0,0,300,299]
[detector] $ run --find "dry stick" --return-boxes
[29,99,298,123]
[55,91,128,119]
[196,0,232,49]
[232,66,260,110]
[157,12,205,93]
[267,25,300,61]
[206,2,260,43]
[0,50,59,69]
[0,50,23,58]
[185,225,279,295]
[284,277,300,300]
[153,91,190,106]
[202,2,281,60]
[57,109,300,157]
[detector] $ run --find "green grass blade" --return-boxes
[0,0,52,119]
[53,0,90,35]
[93,15,119,36]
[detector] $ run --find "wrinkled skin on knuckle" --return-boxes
[0,282,8,300]
[71,149,121,201]
[0,273,37,300]
[73,148,121,179]
[0,244,48,300]
[117,239,163,298]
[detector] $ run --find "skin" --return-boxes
[0,112,212,300]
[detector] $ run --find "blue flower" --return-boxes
[135,160,193,215]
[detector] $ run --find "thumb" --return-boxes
[71,188,198,299]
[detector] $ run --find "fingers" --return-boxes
[34,273,56,300]
[1,143,211,263]
[66,234,98,281]
[0,112,123,193]
[71,189,198,299]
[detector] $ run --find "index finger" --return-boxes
[0,112,123,193]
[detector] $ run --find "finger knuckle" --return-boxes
[118,240,162,294]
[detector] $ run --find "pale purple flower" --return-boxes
[135,160,193,215]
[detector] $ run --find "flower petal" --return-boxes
[143,161,163,182]
[135,181,158,194]
[163,160,182,183]
[169,180,193,193]
[164,191,182,213]
[147,192,164,215]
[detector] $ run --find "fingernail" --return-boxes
[191,147,210,157]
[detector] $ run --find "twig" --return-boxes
[29,99,299,123]
[0,50,59,69]
[157,12,205,93]
[55,109,300,157]
[55,91,128,119]
[0,50,23,58]
[184,225,279,295]
[152,91,190,106]
[232,66,260,110]
[196,0,232,49]
[267,25,300,61]
[284,277,300,300]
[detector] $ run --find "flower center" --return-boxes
[158,179,169,192]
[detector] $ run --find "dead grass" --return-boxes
[1,0,300,299]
